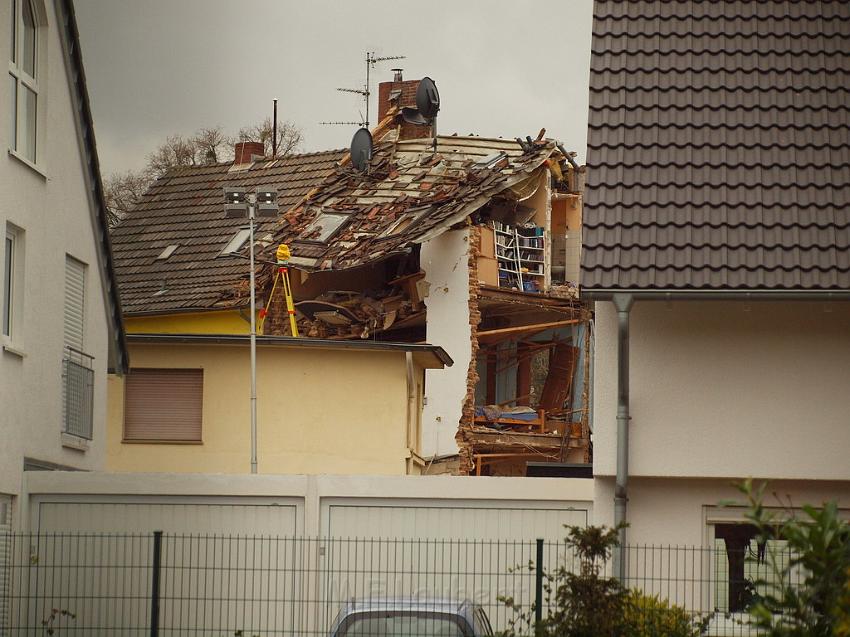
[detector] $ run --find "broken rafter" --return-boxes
[476,319,580,343]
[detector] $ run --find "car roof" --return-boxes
[330,597,478,633]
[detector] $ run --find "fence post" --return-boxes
[150,530,163,637]
[535,538,544,633]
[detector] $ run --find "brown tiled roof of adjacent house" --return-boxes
[582,0,850,293]
[111,150,344,315]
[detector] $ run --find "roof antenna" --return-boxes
[334,50,406,129]
[272,98,278,159]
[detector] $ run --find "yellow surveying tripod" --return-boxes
[259,244,299,337]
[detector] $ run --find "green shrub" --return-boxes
[498,525,709,637]
[623,590,708,637]
[737,479,850,637]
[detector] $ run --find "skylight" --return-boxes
[221,228,251,255]
[303,213,349,243]
[156,245,179,260]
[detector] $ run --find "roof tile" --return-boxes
[582,0,850,291]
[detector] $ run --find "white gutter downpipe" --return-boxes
[612,293,633,582]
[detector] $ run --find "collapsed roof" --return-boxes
[264,134,580,272]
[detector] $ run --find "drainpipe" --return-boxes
[612,293,633,582]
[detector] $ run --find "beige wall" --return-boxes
[593,300,850,480]
[108,343,421,475]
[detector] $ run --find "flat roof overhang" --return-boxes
[126,333,453,369]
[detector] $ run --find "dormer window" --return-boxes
[8,0,42,165]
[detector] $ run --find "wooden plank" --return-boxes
[477,319,580,343]
[539,344,578,412]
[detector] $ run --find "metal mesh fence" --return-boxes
[0,532,798,636]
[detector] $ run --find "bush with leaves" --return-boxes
[499,524,708,637]
[737,478,850,637]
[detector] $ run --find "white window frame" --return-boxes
[8,0,45,170]
[2,223,24,351]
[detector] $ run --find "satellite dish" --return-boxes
[401,107,427,125]
[416,77,440,120]
[350,128,373,172]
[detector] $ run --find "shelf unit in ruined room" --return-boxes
[492,221,546,292]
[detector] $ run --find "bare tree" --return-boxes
[192,125,230,165]
[146,133,199,176]
[102,170,151,227]
[238,117,303,158]
[103,120,303,224]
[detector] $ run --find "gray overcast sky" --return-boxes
[74,0,593,176]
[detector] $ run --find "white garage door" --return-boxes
[35,499,299,535]
[325,501,588,540]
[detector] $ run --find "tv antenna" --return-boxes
[334,51,406,129]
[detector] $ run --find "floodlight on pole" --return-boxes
[222,186,279,474]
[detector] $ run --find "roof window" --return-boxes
[303,213,349,243]
[156,244,179,260]
[220,228,251,255]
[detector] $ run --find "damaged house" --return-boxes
[251,74,591,476]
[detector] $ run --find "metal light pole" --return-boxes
[225,186,278,474]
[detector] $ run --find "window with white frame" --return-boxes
[8,0,41,164]
[2,224,23,344]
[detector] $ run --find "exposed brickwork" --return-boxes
[376,79,431,141]
[234,141,264,163]
[456,225,482,475]
[261,267,292,336]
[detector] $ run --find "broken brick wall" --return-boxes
[456,225,482,475]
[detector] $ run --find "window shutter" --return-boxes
[64,256,86,352]
[124,369,203,442]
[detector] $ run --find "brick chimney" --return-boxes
[234,141,265,164]
[376,71,432,141]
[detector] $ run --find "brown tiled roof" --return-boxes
[264,136,566,271]
[582,0,850,292]
[111,150,344,314]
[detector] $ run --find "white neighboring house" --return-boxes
[0,0,127,529]
[582,0,850,616]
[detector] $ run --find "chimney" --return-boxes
[234,141,265,164]
[376,73,432,141]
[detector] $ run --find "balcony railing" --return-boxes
[63,347,94,440]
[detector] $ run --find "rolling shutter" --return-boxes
[63,256,86,351]
[124,369,203,442]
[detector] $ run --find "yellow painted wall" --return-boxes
[124,310,250,335]
[107,343,416,475]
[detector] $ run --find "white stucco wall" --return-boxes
[593,300,850,481]
[420,228,472,457]
[0,0,111,508]
[594,475,850,547]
